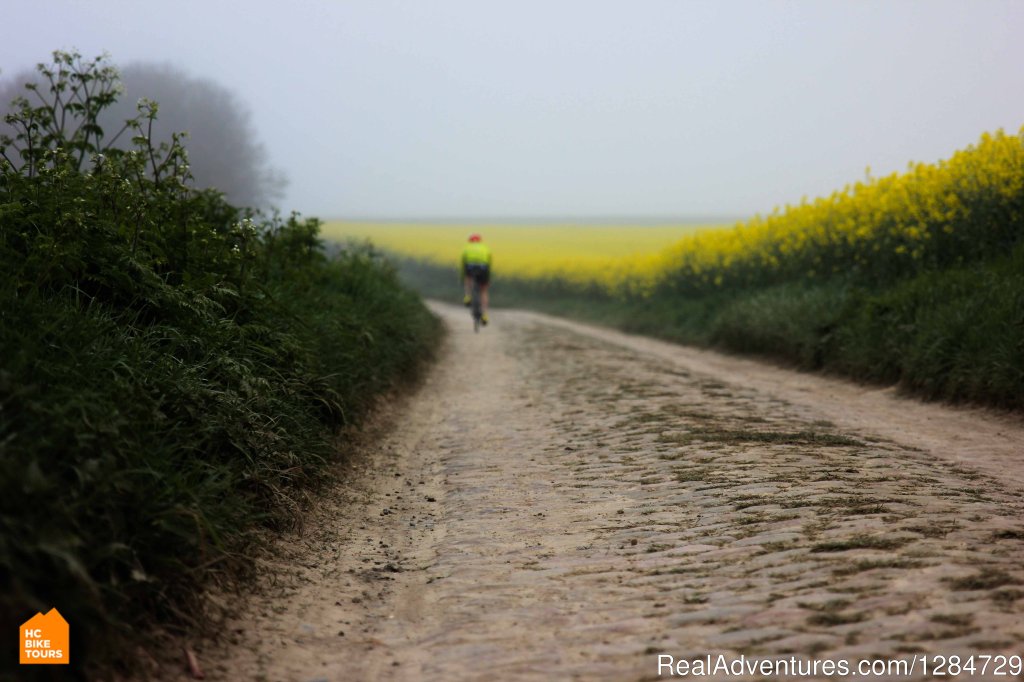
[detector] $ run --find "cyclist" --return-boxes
[461,233,492,325]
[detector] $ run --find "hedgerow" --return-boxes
[0,51,441,676]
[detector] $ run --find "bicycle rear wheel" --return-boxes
[471,281,482,333]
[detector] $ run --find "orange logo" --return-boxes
[20,608,69,665]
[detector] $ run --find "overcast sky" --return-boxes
[2,0,1022,220]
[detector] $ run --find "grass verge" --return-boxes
[1,52,442,678]
[390,242,1024,412]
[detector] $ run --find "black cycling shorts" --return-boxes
[464,264,490,285]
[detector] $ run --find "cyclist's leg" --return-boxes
[479,266,491,314]
[478,281,489,324]
[463,274,473,305]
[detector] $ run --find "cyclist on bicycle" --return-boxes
[461,233,492,325]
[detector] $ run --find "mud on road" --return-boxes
[182,303,1024,681]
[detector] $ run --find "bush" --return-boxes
[708,281,851,368]
[0,51,440,677]
[825,245,1024,406]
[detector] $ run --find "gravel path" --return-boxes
[190,304,1024,682]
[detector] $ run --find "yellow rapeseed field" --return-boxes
[319,222,719,291]
[656,126,1024,292]
[322,126,1023,297]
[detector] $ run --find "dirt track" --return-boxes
[185,303,1024,681]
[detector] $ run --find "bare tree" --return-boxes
[0,54,286,209]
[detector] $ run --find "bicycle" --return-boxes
[469,277,483,332]
[463,261,489,332]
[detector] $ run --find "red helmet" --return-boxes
[468,233,482,242]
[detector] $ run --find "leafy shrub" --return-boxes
[0,51,440,676]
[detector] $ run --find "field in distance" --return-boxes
[319,221,724,285]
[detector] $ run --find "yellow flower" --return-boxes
[318,126,1024,296]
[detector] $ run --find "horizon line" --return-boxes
[317,214,746,225]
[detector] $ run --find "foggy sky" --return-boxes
[2,0,1022,220]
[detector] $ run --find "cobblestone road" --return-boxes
[197,305,1024,682]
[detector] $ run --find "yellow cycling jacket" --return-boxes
[460,242,492,270]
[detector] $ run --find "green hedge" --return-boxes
[0,52,441,677]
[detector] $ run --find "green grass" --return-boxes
[809,535,912,553]
[392,237,1024,412]
[658,428,861,447]
[0,53,442,677]
[806,611,867,627]
[831,558,923,576]
[945,569,1020,591]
